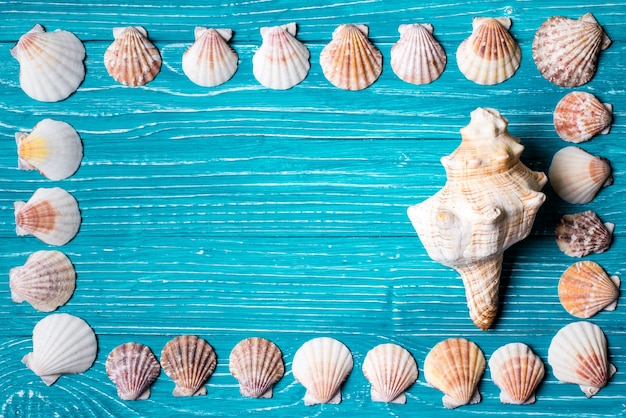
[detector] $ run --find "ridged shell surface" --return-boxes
[14,187,81,246]
[488,343,545,405]
[549,146,612,204]
[390,23,446,85]
[182,27,238,87]
[106,342,161,400]
[10,24,85,102]
[292,337,353,405]
[229,337,284,398]
[423,338,485,409]
[554,92,612,143]
[104,26,162,86]
[362,343,418,404]
[22,313,97,385]
[556,211,614,258]
[320,24,382,90]
[532,13,611,87]
[9,250,75,312]
[548,321,616,397]
[559,260,620,318]
[160,335,217,396]
[456,17,521,85]
[16,119,83,180]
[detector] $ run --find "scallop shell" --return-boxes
[22,313,97,385]
[182,27,238,87]
[362,343,418,404]
[533,13,611,87]
[548,321,616,397]
[252,22,310,90]
[559,260,620,318]
[292,337,353,405]
[16,119,83,180]
[556,211,614,258]
[104,26,162,86]
[456,17,521,85]
[229,337,284,398]
[549,146,612,204]
[160,335,216,396]
[390,23,446,85]
[424,338,486,409]
[488,343,545,405]
[9,250,75,312]
[554,92,613,143]
[14,187,81,246]
[106,342,161,400]
[10,24,85,102]
[320,24,382,91]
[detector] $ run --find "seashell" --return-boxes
[292,337,353,405]
[548,321,616,397]
[362,343,418,404]
[556,211,614,258]
[488,343,545,405]
[554,92,612,143]
[320,24,382,91]
[229,337,284,398]
[456,17,521,85]
[390,23,446,85]
[252,22,310,90]
[549,146,612,204]
[106,342,160,400]
[407,108,547,330]
[16,119,83,180]
[10,24,85,102]
[9,250,75,312]
[423,338,485,409]
[533,13,611,87]
[22,313,97,385]
[104,26,162,86]
[14,187,81,246]
[160,335,216,397]
[182,27,238,87]
[558,260,620,318]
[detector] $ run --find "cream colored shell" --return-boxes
[229,337,284,398]
[362,343,418,403]
[160,335,216,396]
[390,23,446,85]
[106,342,161,400]
[488,342,545,405]
[558,260,620,318]
[182,27,238,87]
[104,26,162,86]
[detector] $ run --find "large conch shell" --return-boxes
[407,108,547,330]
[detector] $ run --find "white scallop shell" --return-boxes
[104,26,162,86]
[182,27,238,87]
[391,23,446,85]
[488,343,545,405]
[106,342,161,400]
[10,24,85,102]
[362,343,418,403]
[16,119,83,180]
[160,335,217,397]
[292,337,353,405]
[229,337,284,398]
[22,313,97,385]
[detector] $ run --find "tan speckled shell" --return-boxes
[554,92,612,143]
[488,343,545,405]
[160,335,216,397]
[229,337,284,398]
[556,211,614,258]
[390,23,446,85]
[106,342,160,400]
[362,343,418,404]
[559,260,620,318]
[104,26,162,86]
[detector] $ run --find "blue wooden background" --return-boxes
[1,1,625,417]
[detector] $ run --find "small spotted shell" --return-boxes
[556,211,614,258]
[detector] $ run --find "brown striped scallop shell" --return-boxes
[106,342,160,400]
[488,343,545,405]
[104,26,162,86]
[554,92,612,143]
[160,335,217,396]
[362,343,418,404]
[559,260,620,318]
[229,337,284,398]
[556,211,614,258]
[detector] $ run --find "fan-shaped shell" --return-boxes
[182,27,238,87]
[424,338,486,408]
[14,187,81,246]
[362,343,418,404]
[559,261,620,318]
[456,17,521,85]
[556,211,614,258]
[549,146,612,204]
[548,321,616,397]
[22,313,97,385]
[9,250,75,312]
[16,119,83,180]
[554,92,612,143]
[488,343,545,405]
[390,23,446,85]
[320,24,382,91]
[229,337,284,398]
[292,337,353,405]
[533,13,611,87]
[106,342,160,400]
[160,335,216,397]
[104,26,162,86]
[252,22,310,90]
[10,24,85,102]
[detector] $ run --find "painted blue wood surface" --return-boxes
[1,1,626,416]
